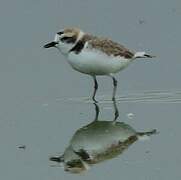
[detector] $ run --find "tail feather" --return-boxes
[134,51,156,59]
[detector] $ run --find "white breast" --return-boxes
[67,48,131,75]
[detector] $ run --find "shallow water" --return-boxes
[63,89,181,103]
[0,0,181,179]
[0,91,180,179]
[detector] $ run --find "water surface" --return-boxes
[0,0,181,179]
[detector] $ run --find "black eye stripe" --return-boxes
[57,31,63,35]
[61,37,70,41]
[60,36,77,44]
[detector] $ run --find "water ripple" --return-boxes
[59,89,181,104]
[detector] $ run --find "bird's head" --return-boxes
[44,27,84,55]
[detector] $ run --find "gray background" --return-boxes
[0,0,181,179]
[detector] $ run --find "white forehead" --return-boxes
[54,33,60,42]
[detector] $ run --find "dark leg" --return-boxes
[93,102,100,121]
[109,75,118,101]
[113,99,119,121]
[92,76,98,102]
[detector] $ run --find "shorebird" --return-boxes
[44,27,155,101]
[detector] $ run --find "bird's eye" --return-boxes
[60,36,76,44]
[60,36,70,41]
[57,31,63,35]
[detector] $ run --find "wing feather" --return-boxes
[85,35,135,59]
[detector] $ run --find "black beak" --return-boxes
[44,41,58,48]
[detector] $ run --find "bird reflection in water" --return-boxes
[50,101,157,173]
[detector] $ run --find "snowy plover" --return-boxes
[44,28,155,101]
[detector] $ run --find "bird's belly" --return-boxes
[67,50,131,75]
